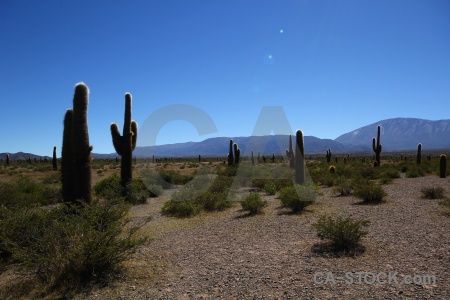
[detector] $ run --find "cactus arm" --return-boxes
[131,120,138,150]
[111,122,123,155]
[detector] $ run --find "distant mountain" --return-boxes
[3,118,449,159]
[0,152,51,161]
[335,118,450,151]
[129,135,369,158]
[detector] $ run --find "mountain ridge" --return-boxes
[2,118,449,159]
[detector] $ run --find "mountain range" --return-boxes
[2,118,450,160]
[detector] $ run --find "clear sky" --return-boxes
[1,0,449,156]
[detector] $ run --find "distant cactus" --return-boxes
[326,149,332,163]
[440,154,446,178]
[5,154,9,166]
[199,155,201,163]
[233,143,240,165]
[251,150,255,166]
[285,135,294,168]
[416,143,422,165]
[295,129,305,184]
[52,146,57,171]
[272,154,275,163]
[111,93,138,187]
[372,125,382,167]
[228,139,234,166]
[61,83,93,203]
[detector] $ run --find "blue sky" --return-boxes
[1,0,449,156]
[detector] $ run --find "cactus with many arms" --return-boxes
[416,143,422,165]
[61,83,93,203]
[372,125,382,167]
[111,93,138,187]
[440,154,446,178]
[295,129,305,184]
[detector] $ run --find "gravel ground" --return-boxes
[79,176,450,299]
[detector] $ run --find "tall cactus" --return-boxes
[233,143,240,165]
[228,139,234,166]
[285,135,294,168]
[52,146,57,171]
[111,93,138,187]
[440,154,446,178]
[251,150,255,166]
[295,129,305,184]
[5,153,9,166]
[61,83,93,203]
[372,125,382,167]
[416,143,422,165]
[326,149,332,163]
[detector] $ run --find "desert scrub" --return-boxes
[240,192,268,215]
[332,178,353,196]
[405,166,426,178]
[0,176,60,208]
[161,193,202,218]
[313,215,370,254]
[94,174,159,204]
[0,201,149,291]
[279,183,316,212]
[263,182,277,195]
[421,187,445,199]
[354,181,386,204]
[161,175,233,218]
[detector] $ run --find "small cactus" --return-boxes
[329,165,336,173]
[295,129,305,184]
[440,154,446,178]
[251,150,255,166]
[372,125,382,167]
[111,93,138,187]
[285,135,294,168]
[416,143,422,165]
[326,149,332,163]
[5,154,9,166]
[52,146,57,171]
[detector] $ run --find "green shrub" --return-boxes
[263,182,277,195]
[354,181,386,203]
[161,198,202,218]
[406,166,425,178]
[240,193,268,215]
[313,215,370,254]
[0,201,148,290]
[421,187,445,199]
[160,174,235,218]
[332,178,353,196]
[94,174,160,204]
[93,174,123,201]
[252,178,292,191]
[380,177,393,185]
[279,184,316,212]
